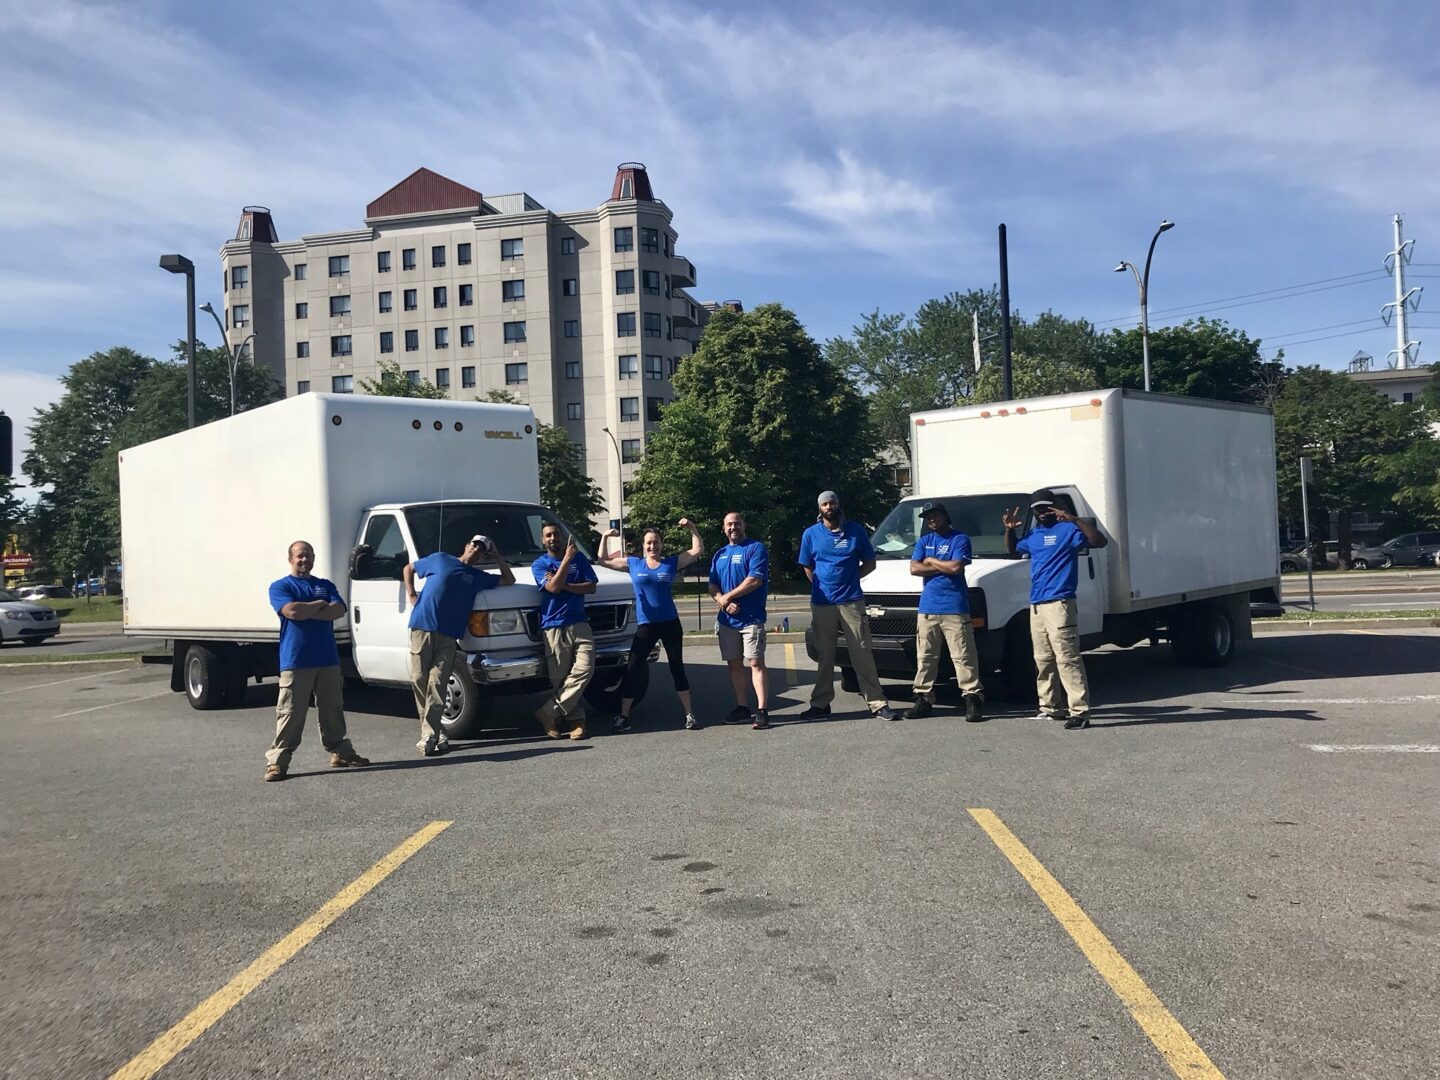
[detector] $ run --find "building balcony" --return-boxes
[670,255,695,288]
[671,295,698,328]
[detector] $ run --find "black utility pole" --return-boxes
[998,224,1013,401]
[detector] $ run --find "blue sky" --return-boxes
[3,0,1440,489]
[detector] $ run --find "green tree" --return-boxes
[1366,370,1440,527]
[1100,318,1277,404]
[359,358,448,399]
[0,473,27,550]
[631,303,896,575]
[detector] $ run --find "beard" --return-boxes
[820,509,842,525]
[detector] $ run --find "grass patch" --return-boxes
[33,596,124,623]
[0,649,164,666]
[1273,608,1440,621]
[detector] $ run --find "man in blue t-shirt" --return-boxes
[905,501,985,723]
[1004,488,1109,730]
[404,534,515,756]
[264,540,370,782]
[530,523,597,739]
[798,490,897,721]
[708,511,772,728]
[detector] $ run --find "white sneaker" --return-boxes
[1032,711,1062,722]
[684,714,700,730]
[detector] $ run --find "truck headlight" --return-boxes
[468,609,525,637]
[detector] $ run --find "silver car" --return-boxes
[0,588,62,646]
[1378,531,1440,567]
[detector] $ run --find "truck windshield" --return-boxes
[405,503,595,563]
[872,494,1028,560]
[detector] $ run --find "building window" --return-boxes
[402,248,416,271]
[459,283,474,306]
[380,331,394,353]
[565,361,581,379]
[618,354,638,380]
[405,329,419,352]
[556,319,575,339]
[433,286,447,309]
[665,315,672,340]
[620,397,639,422]
[621,438,641,463]
[431,245,446,268]
[645,354,664,380]
[562,278,578,296]
[620,175,633,199]
[667,357,679,376]
[462,366,476,388]
[560,236,576,255]
[331,335,352,356]
[566,402,583,420]
[502,280,523,302]
[231,304,250,327]
[294,263,307,280]
[404,289,417,311]
[504,321,526,343]
[296,341,310,358]
[297,380,310,393]
[643,270,660,295]
[1403,392,1415,403]
[646,396,665,422]
[435,327,449,349]
[505,362,528,384]
[295,302,308,319]
[457,243,471,265]
[231,265,249,288]
[328,255,349,277]
[665,234,672,257]
[641,227,659,253]
[378,291,392,314]
[615,269,635,295]
[460,324,474,347]
[377,251,391,273]
[403,369,419,386]
[329,295,351,317]
[614,227,633,252]
[617,312,636,337]
[332,374,354,394]
[501,237,523,260]
[434,368,450,390]
[643,312,662,338]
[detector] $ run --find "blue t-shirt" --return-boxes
[912,530,972,615]
[1015,521,1088,603]
[269,575,344,671]
[627,555,681,625]
[708,540,769,628]
[531,552,598,629]
[798,520,875,606]
[408,552,500,639]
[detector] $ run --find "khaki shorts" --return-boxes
[717,623,766,664]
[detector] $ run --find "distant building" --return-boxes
[1345,364,1436,405]
[217,163,710,522]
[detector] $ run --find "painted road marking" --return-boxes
[1227,695,1440,705]
[785,642,797,686]
[109,820,452,1080]
[1255,656,1334,679]
[10,665,134,693]
[55,689,170,718]
[968,808,1225,1080]
[1309,744,1440,753]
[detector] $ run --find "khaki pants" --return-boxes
[266,665,355,766]
[810,600,887,712]
[541,622,595,722]
[410,628,458,745]
[913,613,983,698]
[1030,599,1090,717]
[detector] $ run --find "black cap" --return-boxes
[1029,488,1059,509]
[919,501,948,518]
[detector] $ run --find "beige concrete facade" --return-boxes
[217,166,710,527]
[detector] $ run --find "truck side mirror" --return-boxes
[349,544,374,580]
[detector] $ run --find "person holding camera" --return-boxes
[403,534,515,756]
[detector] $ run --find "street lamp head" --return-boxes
[200,301,215,314]
[1158,219,1175,233]
[1113,262,1127,273]
[158,253,193,275]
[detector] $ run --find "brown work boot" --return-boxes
[264,764,287,782]
[329,750,371,768]
[534,705,563,738]
[567,722,587,740]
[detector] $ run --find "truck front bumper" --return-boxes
[469,638,633,688]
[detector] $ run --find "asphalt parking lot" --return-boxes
[3,631,1438,1079]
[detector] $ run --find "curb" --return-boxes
[0,655,148,670]
[1254,617,1440,631]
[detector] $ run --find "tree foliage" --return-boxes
[631,303,896,576]
[359,358,448,399]
[0,474,27,549]
[1100,317,1283,404]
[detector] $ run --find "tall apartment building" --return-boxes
[217,163,712,524]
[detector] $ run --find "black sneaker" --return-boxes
[874,705,901,722]
[726,705,752,724]
[612,714,631,733]
[903,696,933,720]
[798,705,831,721]
[964,695,986,723]
[752,710,771,730]
[1063,714,1091,730]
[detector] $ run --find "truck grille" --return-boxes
[522,602,632,640]
[862,588,986,637]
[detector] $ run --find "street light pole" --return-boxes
[600,426,625,555]
[1113,219,1175,392]
[159,254,196,427]
[200,302,254,416]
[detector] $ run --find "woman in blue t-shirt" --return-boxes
[598,518,704,731]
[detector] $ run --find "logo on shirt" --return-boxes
[832,537,851,550]
[729,554,744,564]
[1043,534,1058,547]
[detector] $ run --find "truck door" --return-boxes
[349,511,414,685]
[1049,490,1106,639]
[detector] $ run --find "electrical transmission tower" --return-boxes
[1381,213,1422,368]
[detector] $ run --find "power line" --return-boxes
[1257,326,1387,355]
[1094,271,1387,329]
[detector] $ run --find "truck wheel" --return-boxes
[440,662,493,740]
[999,617,1037,701]
[584,661,647,717]
[840,665,860,694]
[1171,606,1234,668]
[183,644,226,710]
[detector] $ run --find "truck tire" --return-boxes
[584,661,648,717]
[1171,606,1235,668]
[840,665,860,694]
[183,644,226,710]
[440,662,493,740]
[999,617,1037,701]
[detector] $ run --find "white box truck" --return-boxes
[120,394,640,735]
[824,389,1280,695]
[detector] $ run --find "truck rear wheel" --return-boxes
[440,662,492,740]
[1171,606,1235,668]
[183,644,226,710]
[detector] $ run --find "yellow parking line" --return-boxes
[968,809,1225,1080]
[784,642,797,686]
[109,820,453,1080]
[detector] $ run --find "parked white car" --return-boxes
[0,589,62,646]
